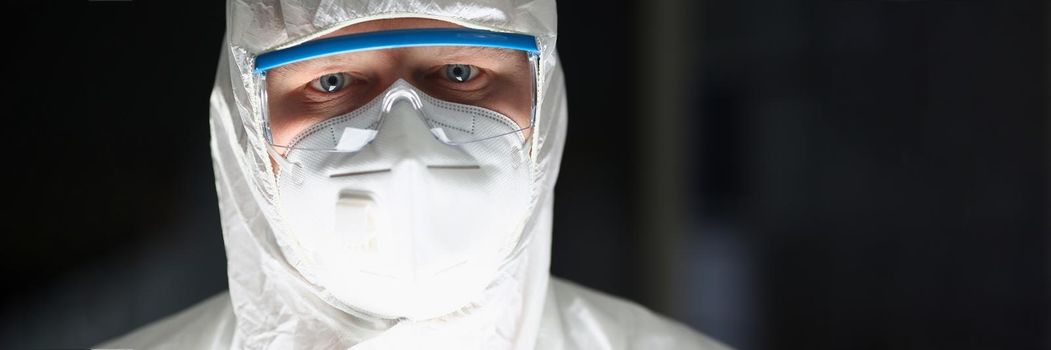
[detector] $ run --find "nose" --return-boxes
[372,98,447,153]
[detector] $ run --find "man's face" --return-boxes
[264,18,535,149]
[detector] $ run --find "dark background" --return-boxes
[2,1,1048,349]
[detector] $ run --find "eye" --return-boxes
[443,64,477,83]
[310,73,352,93]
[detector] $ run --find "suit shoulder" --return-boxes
[547,278,732,350]
[96,292,235,349]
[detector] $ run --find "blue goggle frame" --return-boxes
[254,28,540,74]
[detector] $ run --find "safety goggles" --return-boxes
[252,28,540,153]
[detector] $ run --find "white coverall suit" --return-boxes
[100,0,731,349]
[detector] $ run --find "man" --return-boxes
[100,0,729,349]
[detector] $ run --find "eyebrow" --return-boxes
[278,54,358,74]
[428,46,520,59]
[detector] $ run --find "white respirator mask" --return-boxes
[268,80,535,320]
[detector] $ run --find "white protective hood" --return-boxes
[97,0,731,349]
[209,0,566,348]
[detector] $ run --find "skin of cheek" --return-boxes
[489,74,534,140]
[264,79,300,148]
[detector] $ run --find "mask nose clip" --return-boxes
[371,79,461,148]
[381,80,424,113]
[365,83,481,169]
[332,80,432,153]
[315,80,482,169]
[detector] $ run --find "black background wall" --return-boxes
[690,1,1048,349]
[1,1,1047,349]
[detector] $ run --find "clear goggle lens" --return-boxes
[253,29,539,153]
